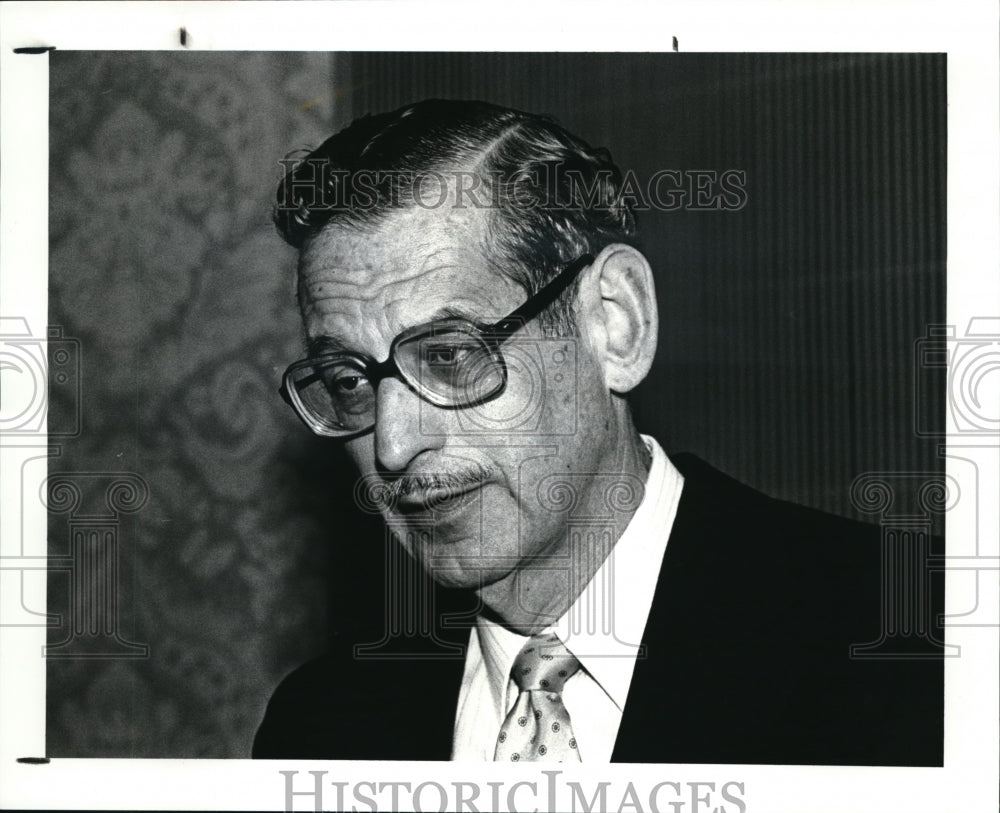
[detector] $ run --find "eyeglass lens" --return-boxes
[289,327,506,434]
[395,330,504,405]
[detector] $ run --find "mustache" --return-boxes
[360,463,496,511]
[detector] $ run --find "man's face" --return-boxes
[298,201,618,591]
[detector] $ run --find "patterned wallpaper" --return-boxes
[47,51,339,758]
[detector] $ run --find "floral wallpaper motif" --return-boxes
[47,51,339,758]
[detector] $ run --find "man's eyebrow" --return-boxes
[425,304,493,323]
[305,304,500,358]
[306,335,352,357]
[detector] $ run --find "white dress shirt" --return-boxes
[451,435,684,761]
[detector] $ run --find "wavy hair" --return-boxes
[274,99,638,335]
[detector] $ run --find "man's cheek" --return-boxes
[344,436,376,472]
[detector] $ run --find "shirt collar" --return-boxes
[475,616,531,718]
[475,435,684,715]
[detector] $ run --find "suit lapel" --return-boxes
[611,495,692,760]
[610,454,727,762]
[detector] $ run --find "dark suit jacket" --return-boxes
[253,454,944,765]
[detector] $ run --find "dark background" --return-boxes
[47,51,945,757]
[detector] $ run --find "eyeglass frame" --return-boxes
[279,252,595,438]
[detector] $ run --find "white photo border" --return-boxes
[1,1,997,811]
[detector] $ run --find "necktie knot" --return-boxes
[510,633,581,694]
[495,632,583,762]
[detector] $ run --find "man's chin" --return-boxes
[403,540,516,592]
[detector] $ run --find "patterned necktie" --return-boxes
[494,632,583,762]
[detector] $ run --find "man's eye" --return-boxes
[425,343,472,367]
[333,374,368,393]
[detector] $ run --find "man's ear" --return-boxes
[577,243,658,394]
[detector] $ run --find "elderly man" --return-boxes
[252,99,942,764]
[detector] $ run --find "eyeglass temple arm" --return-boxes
[486,253,594,340]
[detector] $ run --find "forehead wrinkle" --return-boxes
[298,201,518,355]
[305,246,488,313]
[302,244,471,305]
[301,197,495,288]
[302,299,385,357]
[301,258,421,299]
[302,270,462,359]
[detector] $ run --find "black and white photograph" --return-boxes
[0,3,997,812]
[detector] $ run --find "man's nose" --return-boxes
[373,376,446,472]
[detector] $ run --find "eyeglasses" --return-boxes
[280,253,593,438]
